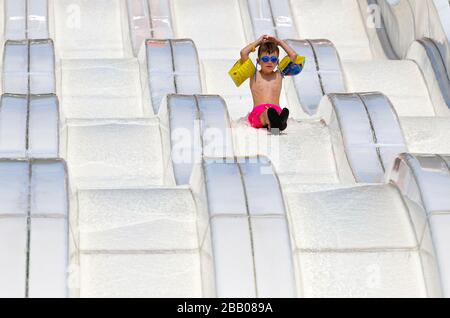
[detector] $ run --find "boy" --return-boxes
[240,34,298,133]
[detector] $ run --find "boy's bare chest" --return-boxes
[251,74,282,94]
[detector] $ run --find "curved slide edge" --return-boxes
[3,40,28,94]
[407,38,450,114]
[284,39,346,116]
[0,94,60,158]
[319,92,407,184]
[375,0,450,80]
[3,0,49,40]
[3,0,27,40]
[190,156,297,298]
[390,153,450,297]
[147,38,202,114]
[0,158,69,298]
[360,0,400,60]
[3,39,55,95]
[126,0,152,56]
[159,94,234,186]
[359,1,450,116]
[244,0,298,40]
[126,0,174,56]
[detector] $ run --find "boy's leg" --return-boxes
[280,108,289,123]
[248,106,265,128]
[268,108,289,133]
[268,108,282,129]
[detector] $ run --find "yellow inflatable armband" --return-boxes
[228,58,256,87]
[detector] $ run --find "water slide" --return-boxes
[0,0,449,298]
[0,0,67,298]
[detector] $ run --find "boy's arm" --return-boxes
[279,39,298,62]
[267,36,297,62]
[240,35,268,63]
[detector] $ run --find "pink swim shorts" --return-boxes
[248,104,283,128]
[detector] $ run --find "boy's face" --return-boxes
[258,51,279,73]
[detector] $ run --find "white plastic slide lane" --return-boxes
[0,159,68,298]
[233,120,340,187]
[0,94,59,158]
[390,154,450,297]
[399,117,450,154]
[406,118,450,152]
[343,60,436,117]
[75,188,202,297]
[52,0,132,59]
[320,92,408,183]
[159,94,234,185]
[285,181,441,297]
[172,0,248,60]
[53,0,152,118]
[146,39,202,114]
[191,157,296,298]
[290,0,374,61]
[246,0,278,38]
[61,58,145,119]
[64,118,165,189]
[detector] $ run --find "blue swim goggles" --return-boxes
[259,55,279,63]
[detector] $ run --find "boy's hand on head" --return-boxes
[256,34,270,45]
[241,35,271,62]
[265,35,280,45]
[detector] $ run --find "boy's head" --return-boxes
[257,42,280,73]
